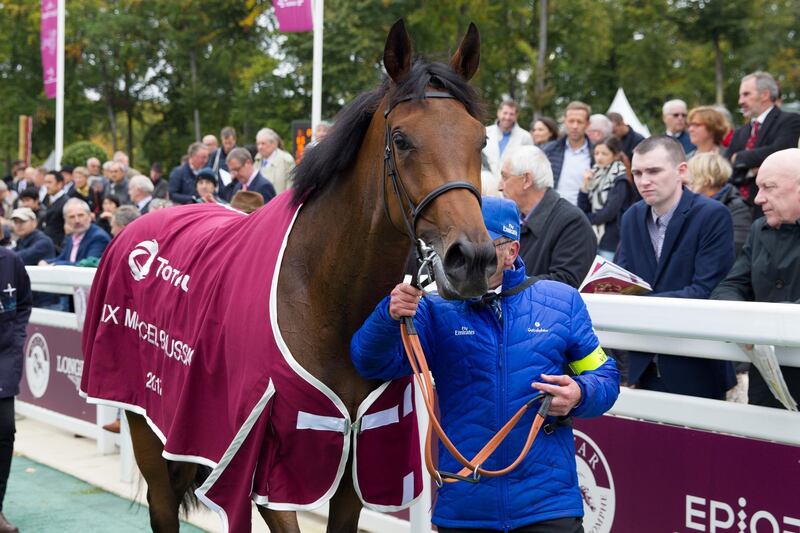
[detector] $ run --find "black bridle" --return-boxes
[382,91,482,287]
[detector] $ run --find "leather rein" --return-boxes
[383,92,553,485]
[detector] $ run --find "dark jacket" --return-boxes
[107,179,130,205]
[231,173,276,204]
[152,178,169,200]
[616,188,736,399]
[543,135,594,189]
[207,147,232,173]
[48,224,111,266]
[713,184,752,256]
[41,192,69,251]
[670,130,695,154]
[620,128,645,161]
[519,188,597,288]
[350,259,619,530]
[711,219,800,408]
[14,229,59,307]
[726,107,800,184]
[168,163,199,205]
[0,248,32,398]
[577,172,635,254]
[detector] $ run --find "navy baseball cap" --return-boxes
[482,196,520,241]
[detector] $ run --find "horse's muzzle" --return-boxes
[436,237,496,299]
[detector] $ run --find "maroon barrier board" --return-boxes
[17,324,94,423]
[573,416,800,532]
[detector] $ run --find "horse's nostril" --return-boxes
[443,239,497,282]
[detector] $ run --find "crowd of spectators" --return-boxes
[482,69,800,410]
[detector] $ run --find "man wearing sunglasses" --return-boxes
[662,99,696,154]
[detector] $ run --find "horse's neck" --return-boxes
[280,132,410,335]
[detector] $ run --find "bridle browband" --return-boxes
[382,90,481,287]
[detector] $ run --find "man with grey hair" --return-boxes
[127,175,155,214]
[726,71,800,211]
[254,127,295,194]
[226,147,276,204]
[169,141,210,204]
[40,198,110,266]
[499,145,596,287]
[586,114,613,145]
[203,134,219,154]
[110,205,141,237]
[712,148,800,408]
[662,99,695,154]
[107,161,130,205]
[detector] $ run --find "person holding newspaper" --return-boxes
[711,148,800,409]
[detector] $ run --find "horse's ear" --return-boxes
[384,19,413,82]
[449,22,480,81]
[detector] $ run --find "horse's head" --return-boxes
[382,20,496,300]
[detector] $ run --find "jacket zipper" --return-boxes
[498,299,509,531]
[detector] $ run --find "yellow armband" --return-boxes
[569,346,608,375]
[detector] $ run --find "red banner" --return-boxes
[40,0,58,99]
[273,0,313,33]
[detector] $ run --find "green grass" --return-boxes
[4,456,207,532]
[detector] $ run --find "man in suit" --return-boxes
[662,99,695,154]
[41,198,111,266]
[226,147,276,204]
[10,207,59,309]
[127,175,154,214]
[41,170,69,251]
[254,128,295,194]
[544,101,595,206]
[168,142,210,204]
[726,71,800,209]
[482,100,534,194]
[617,136,736,399]
[499,146,596,288]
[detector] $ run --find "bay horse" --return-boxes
[82,19,494,533]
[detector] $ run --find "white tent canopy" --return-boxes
[607,88,651,137]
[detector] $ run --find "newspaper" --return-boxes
[738,343,798,411]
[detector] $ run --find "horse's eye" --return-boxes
[393,133,412,151]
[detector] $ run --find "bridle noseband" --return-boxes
[382,91,482,287]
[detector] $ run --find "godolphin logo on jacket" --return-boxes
[128,239,191,293]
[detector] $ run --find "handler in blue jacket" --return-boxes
[351,197,619,533]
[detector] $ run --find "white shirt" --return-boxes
[754,106,773,126]
[137,196,153,212]
[556,141,591,206]
[48,189,66,205]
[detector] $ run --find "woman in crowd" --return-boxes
[687,106,730,157]
[529,116,559,146]
[578,136,634,260]
[69,166,101,212]
[687,152,752,256]
[97,195,120,236]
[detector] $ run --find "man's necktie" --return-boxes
[242,183,248,192]
[745,121,760,150]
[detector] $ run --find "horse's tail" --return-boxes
[178,464,212,516]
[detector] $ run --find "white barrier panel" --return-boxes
[17,266,800,533]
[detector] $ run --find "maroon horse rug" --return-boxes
[79,192,422,531]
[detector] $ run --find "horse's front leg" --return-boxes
[326,462,363,533]
[257,508,301,533]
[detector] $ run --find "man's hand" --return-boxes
[532,374,582,416]
[388,283,423,321]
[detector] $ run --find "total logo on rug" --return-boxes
[128,239,191,293]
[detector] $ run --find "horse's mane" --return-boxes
[292,57,485,204]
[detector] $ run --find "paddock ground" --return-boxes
[9,416,330,532]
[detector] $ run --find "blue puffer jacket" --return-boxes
[350,258,619,531]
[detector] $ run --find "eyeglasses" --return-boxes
[500,171,524,182]
[494,239,513,247]
[669,113,687,118]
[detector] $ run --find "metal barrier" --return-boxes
[16,266,800,532]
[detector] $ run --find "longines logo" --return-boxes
[25,333,50,399]
[574,430,615,533]
[128,239,190,292]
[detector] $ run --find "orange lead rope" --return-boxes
[400,318,553,485]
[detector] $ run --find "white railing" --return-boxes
[17,267,800,533]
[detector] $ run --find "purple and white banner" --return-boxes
[573,416,800,532]
[273,0,313,33]
[40,0,58,99]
